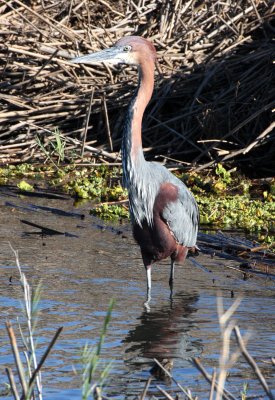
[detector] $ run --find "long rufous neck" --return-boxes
[122,59,155,170]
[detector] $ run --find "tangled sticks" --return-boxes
[0,0,274,174]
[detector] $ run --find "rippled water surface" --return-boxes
[0,187,274,399]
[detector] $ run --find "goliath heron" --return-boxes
[72,36,199,301]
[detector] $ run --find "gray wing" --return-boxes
[162,181,199,247]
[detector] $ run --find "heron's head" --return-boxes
[71,36,156,67]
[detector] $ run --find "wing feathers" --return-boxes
[161,182,199,247]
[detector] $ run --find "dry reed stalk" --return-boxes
[153,358,195,400]
[0,0,274,172]
[139,377,152,400]
[6,321,28,398]
[192,358,236,400]
[197,231,275,276]
[5,367,20,400]
[5,244,63,400]
[27,326,63,391]
[209,369,216,400]
[81,89,94,156]
[234,327,275,400]
[192,296,274,400]
[156,385,176,400]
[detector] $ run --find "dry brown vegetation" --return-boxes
[0,0,274,175]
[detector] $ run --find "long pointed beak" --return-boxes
[71,47,121,65]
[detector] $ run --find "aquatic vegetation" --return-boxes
[0,163,273,242]
[178,166,274,243]
[36,129,67,166]
[241,382,249,400]
[17,180,34,192]
[90,203,129,220]
[197,194,274,232]
[81,300,114,400]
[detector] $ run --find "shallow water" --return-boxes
[0,187,274,399]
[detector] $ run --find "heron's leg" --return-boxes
[144,265,152,305]
[169,260,175,298]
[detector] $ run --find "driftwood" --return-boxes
[0,0,274,175]
[197,230,275,277]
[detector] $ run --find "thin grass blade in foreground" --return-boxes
[81,299,115,400]
[6,244,63,400]
[9,244,43,399]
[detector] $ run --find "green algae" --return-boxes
[0,163,274,243]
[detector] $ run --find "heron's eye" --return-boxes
[123,45,132,52]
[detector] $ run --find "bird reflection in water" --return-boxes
[123,292,201,382]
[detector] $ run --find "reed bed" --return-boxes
[0,0,274,175]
